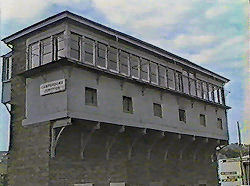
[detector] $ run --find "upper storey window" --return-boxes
[130,55,139,79]
[67,33,225,106]
[25,30,226,106]
[96,42,107,69]
[27,33,65,69]
[29,42,40,68]
[119,50,129,75]
[108,46,118,72]
[84,37,95,65]
[150,62,158,85]
[70,32,81,60]
[141,58,149,82]
[167,69,175,90]
[158,65,167,87]
[2,56,12,81]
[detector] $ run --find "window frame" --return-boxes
[140,58,150,82]
[85,87,97,106]
[41,36,53,65]
[27,32,65,69]
[158,65,167,88]
[175,71,183,92]
[179,109,186,123]
[150,62,158,85]
[217,118,223,129]
[167,68,175,90]
[122,96,133,114]
[96,41,108,69]
[2,56,12,82]
[70,32,81,61]
[55,33,65,59]
[153,103,162,118]
[200,114,206,127]
[29,41,41,69]
[119,50,129,76]
[130,54,140,79]
[108,46,119,73]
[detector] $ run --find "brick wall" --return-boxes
[7,39,50,186]
[49,121,218,186]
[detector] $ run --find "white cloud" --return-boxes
[186,36,246,65]
[90,0,247,68]
[172,34,216,49]
[91,0,193,31]
[0,0,82,21]
[205,5,229,19]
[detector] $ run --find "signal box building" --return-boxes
[1,11,230,186]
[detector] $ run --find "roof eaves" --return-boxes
[1,11,69,44]
[1,11,230,83]
[66,12,230,83]
[0,51,12,58]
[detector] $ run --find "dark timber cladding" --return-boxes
[1,11,230,186]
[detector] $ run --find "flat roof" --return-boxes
[2,11,229,83]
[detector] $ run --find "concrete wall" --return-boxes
[25,69,68,122]
[23,65,228,140]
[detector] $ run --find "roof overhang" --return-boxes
[2,11,230,83]
[1,51,12,58]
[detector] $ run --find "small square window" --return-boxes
[85,87,97,106]
[217,118,223,129]
[123,96,133,114]
[200,114,206,126]
[179,109,186,123]
[153,103,162,118]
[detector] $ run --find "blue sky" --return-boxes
[0,0,249,151]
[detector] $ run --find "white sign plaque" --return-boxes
[40,79,66,96]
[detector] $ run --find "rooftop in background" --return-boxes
[1,11,229,83]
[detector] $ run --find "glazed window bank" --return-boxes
[1,11,230,186]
